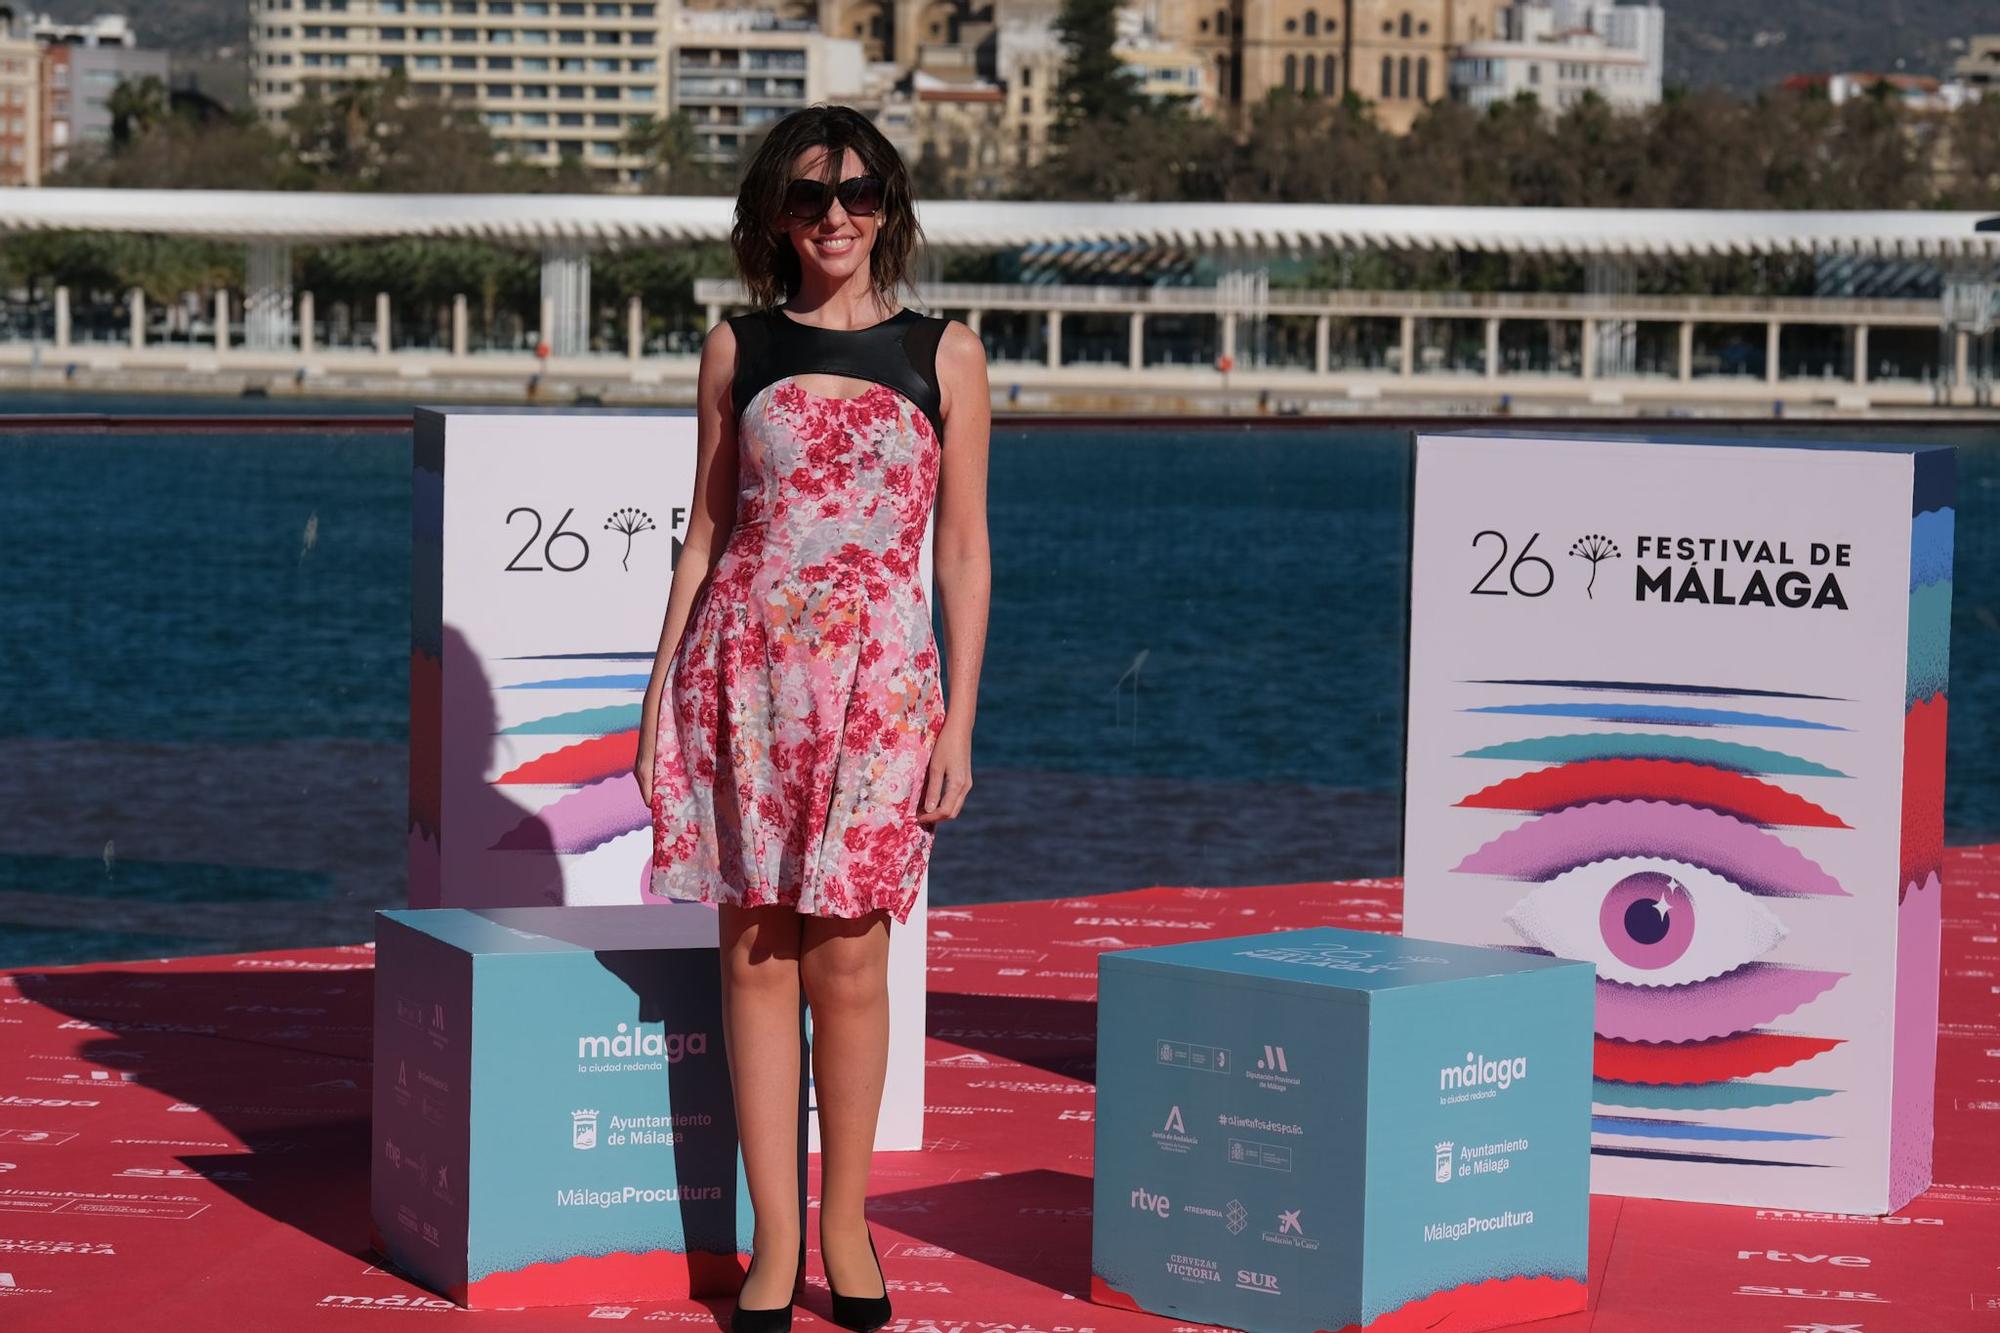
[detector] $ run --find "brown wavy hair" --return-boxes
[731,104,923,312]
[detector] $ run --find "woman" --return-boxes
[633,105,991,1333]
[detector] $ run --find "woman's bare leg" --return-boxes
[799,910,893,1299]
[717,903,807,1308]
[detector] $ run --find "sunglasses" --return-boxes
[782,173,885,221]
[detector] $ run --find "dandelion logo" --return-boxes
[1568,533,1621,600]
[603,507,656,572]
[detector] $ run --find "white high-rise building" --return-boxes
[1451,0,1664,113]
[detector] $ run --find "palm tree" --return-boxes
[619,110,703,192]
[107,75,170,149]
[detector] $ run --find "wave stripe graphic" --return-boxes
[495,732,638,785]
[504,651,655,660]
[1596,965,1846,1044]
[1467,702,1841,730]
[1462,732,1848,778]
[1458,760,1848,829]
[1471,678,1840,701]
[1593,1079,1837,1110]
[1457,800,1849,897]
[500,704,641,736]
[1591,1115,1834,1142]
[492,774,647,853]
[1595,1032,1843,1085]
[1910,508,1953,590]
[1591,1146,1828,1168]
[504,674,650,691]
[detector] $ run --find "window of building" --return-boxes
[485,110,514,126]
[595,1,621,12]
[1302,51,1316,91]
[1283,52,1295,88]
[558,110,584,123]
[1304,9,1316,36]
[1399,11,1410,37]
[1416,54,1428,99]
[487,27,513,40]
[451,54,476,67]
[558,83,585,96]
[1380,53,1391,96]
[521,110,548,124]
[487,81,514,95]
[1398,54,1409,97]
[593,111,619,125]
[488,54,513,67]
[522,82,549,95]
[593,84,619,98]
[592,29,619,42]
[381,25,406,37]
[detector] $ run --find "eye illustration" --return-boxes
[1506,857,1784,988]
[1447,688,1856,1167]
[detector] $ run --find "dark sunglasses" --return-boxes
[782,173,885,221]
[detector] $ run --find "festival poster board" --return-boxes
[1402,430,1953,1213]
[409,407,930,1153]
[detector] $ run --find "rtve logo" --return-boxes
[1737,1250,1870,1268]
[1129,1187,1170,1218]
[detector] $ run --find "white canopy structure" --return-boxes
[4,189,1995,355]
[0,188,1997,260]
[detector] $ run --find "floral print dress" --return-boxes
[648,371,947,923]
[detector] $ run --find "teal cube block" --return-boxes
[369,905,761,1308]
[1091,926,1593,1332]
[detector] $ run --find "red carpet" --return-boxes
[2,852,1998,1331]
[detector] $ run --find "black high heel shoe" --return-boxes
[826,1219,892,1332]
[730,1230,806,1333]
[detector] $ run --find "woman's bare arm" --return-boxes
[918,318,992,823]
[634,320,741,802]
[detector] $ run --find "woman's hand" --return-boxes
[632,738,655,807]
[917,721,972,824]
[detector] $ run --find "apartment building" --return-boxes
[36,14,170,174]
[250,0,673,186]
[0,6,37,186]
[670,8,867,165]
[1453,0,1664,113]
